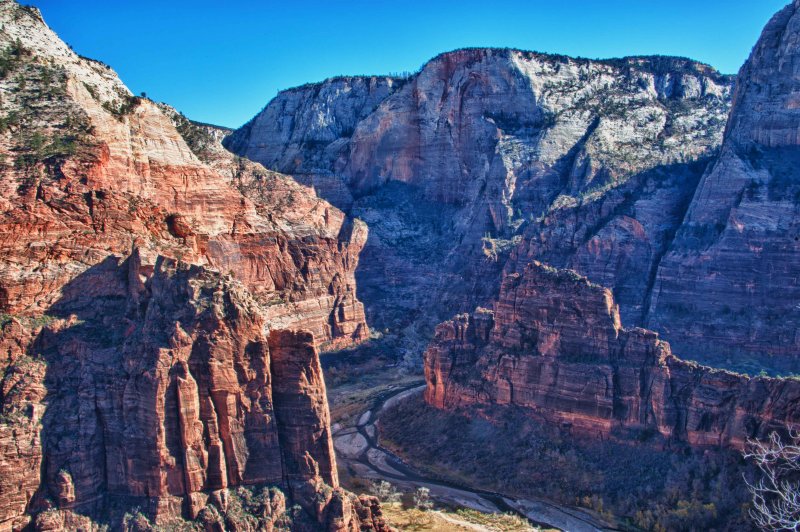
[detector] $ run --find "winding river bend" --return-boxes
[332,382,621,532]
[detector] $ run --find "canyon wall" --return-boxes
[646,0,800,369]
[227,46,733,359]
[0,0,367,349]
[231,5,800,371]
[424,261,800,449]
[224,75,403,210]
[20,253,382,528]
[0,2,381,530]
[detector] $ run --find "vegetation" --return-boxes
[372,480,402,503]
[382,502,543,531]
[0,312,56,330]
[0,39,29,78]
[82,81,98,100]
[121,510,154,532]
[744,431,800,530]
[381,504,463,531]
[0,36,97,186]
[370,480,541,531]
[380,395,756,531]
[14,129,83,169]
[481,234,521,261]
[116,485,306,531]
[412,487,433,511]
[14,4,44,23]
[159,104,218,161]
[101,93,141,120]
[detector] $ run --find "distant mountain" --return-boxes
[225,46,735,367]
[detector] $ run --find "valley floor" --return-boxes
[377,394,756,531]
[323,344,619,531]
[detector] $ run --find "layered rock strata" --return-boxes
[0,1,379,530]
[0,0,367,348]
[425,262,800,449]
[24,253,381,528]
[226,46,733,353]
[231,3,800,371]
[645,0,800,367]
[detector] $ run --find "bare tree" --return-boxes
[371,480,400,503]
[412,486,432,511]
[744,430,800,531]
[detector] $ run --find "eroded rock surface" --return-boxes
[0,1,380,530]
[16,254,385,531]
[0,0,367,349]
[226,47,733,357]
[229,3,800,374]
[425,262,800,449]
[646,0,800,370]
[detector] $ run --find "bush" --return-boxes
[102,94,141,120]
[0,39,28,79]
[122,509,154,532]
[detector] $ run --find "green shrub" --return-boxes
[102,94,141,120]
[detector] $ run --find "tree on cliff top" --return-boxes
[745,431,800,531]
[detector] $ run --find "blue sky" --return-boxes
[30,0,788,128]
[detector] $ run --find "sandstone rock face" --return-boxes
[270,330,338,500]
[227,47,732,351]
[345,51,728,209]
[230,3,800,374]
[0,319,45,532]
[0,0,367,349]
[507,157,709,326]
[224,76,403,210]
[425,262,800,449]
[646,0,800,370]
[0,2,379,530]
[15,253,384,531]
[34,255,281,520]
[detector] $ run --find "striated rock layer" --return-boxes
[0,0,367,349]
[22,252,386,531]
[425,262,800,449]
[645,0,800,369]
[226,48,733,349]
[229,1,800,373]
[0,2,382,530]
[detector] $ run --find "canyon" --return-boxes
[422,0,800,450]
[224,0,800,529]
[225,46,737,367]
[226,2,800,376]
[1,0,799,529]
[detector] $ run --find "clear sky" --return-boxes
[29,0,789,128]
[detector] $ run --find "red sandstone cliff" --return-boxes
[0,1,367,348]
[0,2,381,530]
[425,261,800,449]
[8,254,386,531]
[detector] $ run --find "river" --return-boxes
[332,382,622,532]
